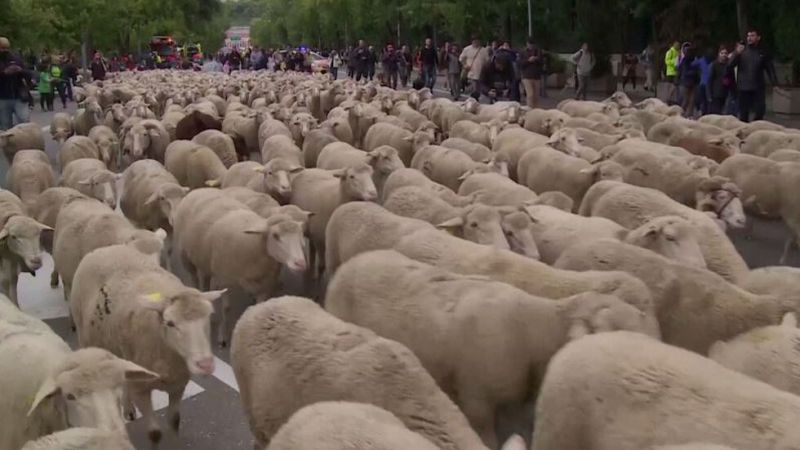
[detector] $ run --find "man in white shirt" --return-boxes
[460,37,489,99]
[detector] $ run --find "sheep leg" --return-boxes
[744,218,756,241]
[459,394,498,450]
[167,385,185,433]
[8,263,19,307]
[0,259,12,305]
[132,388,161,448]
[780,236,794,265]
[122,387,137,421]
[316,244,326,283]
[181,252,200,288]
[307,240,317,282]
[216,282,231,348]
[50,269,59,288]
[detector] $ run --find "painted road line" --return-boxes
[133,381,205,420]
[212,356,240,392]
[18,253,70,320]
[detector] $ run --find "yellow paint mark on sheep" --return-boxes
[145,292,162,302]
[745,327,776,344]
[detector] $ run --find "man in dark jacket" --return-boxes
[382,44,399,89]
[477,54,515,103]
[728,29,778,122]
[0,37,32,130]
[420,38,438,89]
[706,46,731,115]
[354,40,369,82]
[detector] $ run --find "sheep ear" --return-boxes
[521,207,540,223]
[252,166,266,173]
[37,223,54,232]
[331,169,347,179]
[244,221,270,234]
[289,166,304,174]
[205,179,221,188]
[579,166,597,174]
[78,178,93,186]
[181,187,190,194]
[139,293,167,312]
[28,377,60,416]
[782,312,798,328]
[436,217,464,229]
[458,170,474,181]
[153,228,168,242]
[201,289,227,302]
[115,360,160,382]
[144,192,160,206]
[500,435,526,450]
[402,135,414,142]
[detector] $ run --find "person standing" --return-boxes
[446,43,462,100]
[398,45,412,87]
[329,50,342,80]
[49,56,67,109]
[366,46,376,80]
[692,49,712,115]
[706,46,731,115]
[420,38,438,89]
[0,37,32,130]
[728,29,778,123]
[354,40,368,81]
[678,44,699,117]
[37,62,54,111]
[641,44,655,91]
[622,53,638,90]
[381,44,399,89]
[572,42,595,100]
[90,53,107,81]
[460,37,489,99]
[664,41,680,104]
[519,37,543,108]
[346,46,356,78]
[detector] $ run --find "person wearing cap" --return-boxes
[728,29,778,123]
[0,37,32,130]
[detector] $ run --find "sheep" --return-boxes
[532,331,800,450]
[230,296,506,450]
[59,135,104,171]
[714,154,782,218]
[72,99,104,136]
[326,250,655,448]
[384,186,511,249]
[161,110,186,142]
[301,127,340,168]
[440,137,493,162]
[411,144,508,192]
[622,109,669,134]
[392,101,431,133]
[571,127,634,151]
[522,108,570,136]
[0,190,50,305]
[261,135,304,168]
[287,112,317,147]
[559,100,619,119]
[491,127,550,181]
[536,191,574,212]
[523,204,705,267]
[53,198,165,305]
[0,123,45,163]
[0,301,157,450]
[290,166,377,280]
[164,141,228,190]
[87,125,120,171]
[222,187,280,217]
[698,113,745,130]
[458,172,538,207]
[768,149,800,163]
[70,244,222,447]
[104,104,128,134]
[320,115,355,144]
[363,122,418,166]
[317,144,404,197]
[222,159,303,202]
[258,118,293,150]
[517,145,625,210]
[449,119,506,148]
[648,122,740,159]
[6,150,56,209]
[324,202,660,335]
[266,402,441,450]
[59,159,120,209]
[49,112,73,145]
[742,130,800,157]
[735,120,790,139]
[381,168,474,207]
[579,180,748,282]
[28,187,85,287]
[739,265,800,298]
[564,117,621,135]
[614,137,694,158]
[191,129,238,168]
[123,119,170,164]
[20,428,136,450]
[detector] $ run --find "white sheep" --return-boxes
[191,129,238,168]
[222,159,303,202]
[230,296,507,450]
[326,250,655,448]
[20,428,136,450]
[532,331,800,450]
[381,168,474,207]
[164,141,228,189]
[522,108,570,136]
[266,402,441,450]
[59,136,104,171]
[458,172,538,207]
[440,137,493,162]
[287,112,318,147]
[564,117,621,134]
[579,180,748,282]
[363,122,419,166]
[123,119,170,163]
[411,144,508,192]
[261,134,304,168]
[768,149,800,163]
[49,112,73,145]
[301,127,340,168]
[72,99,104,136]
[161,110,186,142]
[741,130,800,157]
[87,125,121,171]
[491,127,550,181]
[70,244,222,448]
[317,144,404,197]
[6,150,56,209]
[290,166,377,279]
[222,187,281,217]
[257,118,293,151]
[60,159,120,209]
[0,190,50,305]
[1,296,156,450]
[559,100,619,118]
[449,119,506,148]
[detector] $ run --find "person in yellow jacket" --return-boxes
[664,41,679,104]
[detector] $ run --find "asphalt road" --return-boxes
[3,86,800,450]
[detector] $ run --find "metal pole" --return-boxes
[527,0,533,38]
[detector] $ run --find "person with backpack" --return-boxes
[706,46,732,115]
[572,42,595,100]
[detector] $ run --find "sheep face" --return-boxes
[697,180,746,229]
[145,183,189,227]
[1,216,49,271]
[562,292,658,340]
[367,146,404,176]
[289,113,318,141]
[51,127,71,145]
[439,205,510,250]
[334,165,378,202]
[28,348,157,434]
[258,159,302,200]
[500,211,540,260]
[138,290,222,376]
[625,216,707,269]
[247,215,308,274]
[547,128,584,158]
[78,170,120,209]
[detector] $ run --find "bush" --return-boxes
[591,54,612,78]
[547,54,567,74]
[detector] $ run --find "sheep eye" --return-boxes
[267,171,273,176]
[470,222,478,228]
[348,175,354,179]
[166,320,175,328]
[272,233,281,241]
[66,393,76,401]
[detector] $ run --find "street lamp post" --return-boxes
[527,0,533,38]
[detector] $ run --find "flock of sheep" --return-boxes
[2,67,800,450]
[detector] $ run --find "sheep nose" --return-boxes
[29,257,43,269]
[194,357,215,375]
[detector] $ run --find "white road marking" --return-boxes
[132,381,205,420]
[212,356,240,392]
[40,125,49,133]
[18,253,69,320]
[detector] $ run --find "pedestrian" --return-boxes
[446,43,462,100]
[728,29,778,123]
[354,40,369,81]
[329,50,342,80]
[398,45,412,87]
[381,44,399,89]
[572,42,595,100]
[346,46,356,78]
[62,57,77,101]
[692,49,712,115]
[37,62,54,111]
[678,44,699,117]
[621,53,638,90]
[49,56,67,109]
[90,53,107,81]
[520,37,544,109]
[366,46,376,80]
[706,46,731,115]
[420,38,438,89]
[478,54,515,104]
[664,41,680,104]
[0,37,32,130]
[460,37,490,100]
[641,44,655,91]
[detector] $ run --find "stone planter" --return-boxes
[771,87,800,115]
[546,72,567,89]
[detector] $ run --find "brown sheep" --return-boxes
[175,110,222,141]
[674,137,734,163]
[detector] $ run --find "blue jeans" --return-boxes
[330,67,338,80]
[0,99,30,131]
[422,64,437,89]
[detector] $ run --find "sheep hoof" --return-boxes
[148,429,162,445]
[170,412,181,432]
[124,408,137,421]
